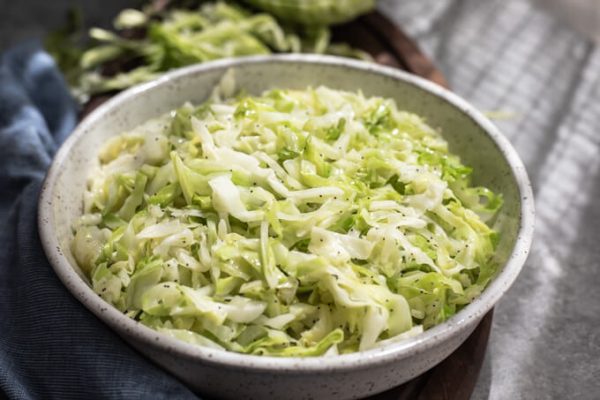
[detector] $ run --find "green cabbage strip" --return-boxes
[73,79,502,356]
[240,0,376,25]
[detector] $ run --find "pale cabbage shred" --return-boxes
[72,75,502,357]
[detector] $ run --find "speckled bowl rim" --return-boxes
[39,54,534,373]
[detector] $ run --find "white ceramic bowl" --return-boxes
[38,55,534,400]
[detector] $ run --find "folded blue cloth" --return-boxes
[0,42,197,400]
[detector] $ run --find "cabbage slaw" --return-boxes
[72,78,502,356]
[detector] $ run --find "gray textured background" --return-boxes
[1,0,599,399]
[379,2,600,399]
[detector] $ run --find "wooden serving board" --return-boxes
[334,11,491,400]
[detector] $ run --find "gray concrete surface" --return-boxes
[379,1,600,399]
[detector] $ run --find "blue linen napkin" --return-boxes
[0,41,198,400]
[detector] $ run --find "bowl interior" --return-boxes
[41,56,530,368]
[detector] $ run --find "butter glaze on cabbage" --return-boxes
[72,77,502,356]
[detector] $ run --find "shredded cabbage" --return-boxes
[73,77,502,356]
[48,2,371,101]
